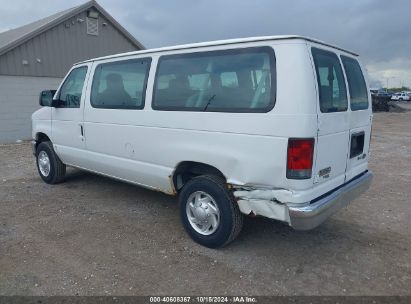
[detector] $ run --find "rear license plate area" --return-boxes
[350,132,365,158]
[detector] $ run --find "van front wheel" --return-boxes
[179,175,243,248]
[36,141,66,184]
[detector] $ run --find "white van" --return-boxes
[32,36,373,248]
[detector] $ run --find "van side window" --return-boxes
[312,48,348,113]
[58,66,88,108]
[152,47,276,112]
[341,56,369,111]
[91,58,151,109]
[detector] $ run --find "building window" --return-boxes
[87,17,98,35]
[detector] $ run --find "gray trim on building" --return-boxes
[0,0,144,56]
[0,0,144,78]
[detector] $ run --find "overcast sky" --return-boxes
[0,0,410,88]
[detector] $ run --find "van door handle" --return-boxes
[79,123,84,140]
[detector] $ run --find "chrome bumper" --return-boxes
[288,171,373,230]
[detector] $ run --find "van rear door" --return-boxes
[311,47,350,188]
[341,56,372,181]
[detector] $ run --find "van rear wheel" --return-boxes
[36,141,66,184]
[179,175,243,248]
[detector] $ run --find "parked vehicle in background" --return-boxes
[32,36,373,248]
[391,92,411,101]
[378,91,392,98]
[371,89,392,98]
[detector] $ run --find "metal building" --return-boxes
[0,0,144,143]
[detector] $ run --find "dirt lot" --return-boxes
[0,112,410,296]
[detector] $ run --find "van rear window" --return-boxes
[341,56,369,111]
[312,48,348,113]
[152,47,276,112]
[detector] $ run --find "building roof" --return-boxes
[0,0,144,56]
[78,35,359,64]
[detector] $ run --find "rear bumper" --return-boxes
[288,171,373,230]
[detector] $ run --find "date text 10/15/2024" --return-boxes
[149,296,257,303]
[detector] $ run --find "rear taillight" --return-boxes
[287,138,315,179]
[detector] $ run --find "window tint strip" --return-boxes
[152,47,276,112]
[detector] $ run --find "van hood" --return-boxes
[32,107,51,120]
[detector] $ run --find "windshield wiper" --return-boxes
[203,94,216,112]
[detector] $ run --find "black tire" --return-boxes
[36,141,66,184]
[179,175,243,248]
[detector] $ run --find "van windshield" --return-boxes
[312,48,348,113]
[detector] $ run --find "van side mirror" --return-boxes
[39,90,57,107]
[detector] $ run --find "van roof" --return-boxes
[77,35,359,64]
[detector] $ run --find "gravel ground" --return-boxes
[0,112,410,296]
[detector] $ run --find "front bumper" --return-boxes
[288,171,373,230]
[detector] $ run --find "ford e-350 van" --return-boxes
[33,36,373,248]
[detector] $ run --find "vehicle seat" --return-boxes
[167,77,195,107]
[97,73,132,107]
